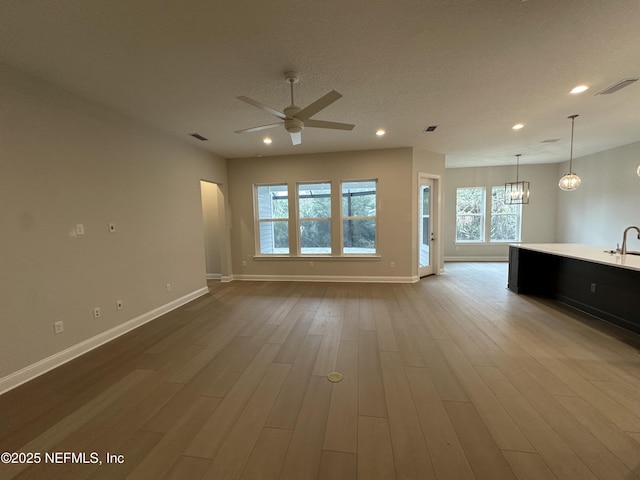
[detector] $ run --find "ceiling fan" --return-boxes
[234,71,355,145]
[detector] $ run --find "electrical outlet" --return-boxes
[53,321,64,334]
[166,283,171,292]
[242,260,247,267]
[93,307,101,319]
[390,261,395,268]
[590,283,597,293]
[76,224,85,235]
[116,300,123,310]
[309,262,314,268]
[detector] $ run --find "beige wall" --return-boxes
[0,64,227,380]
[556,141,640,249]
[227,148,429,281]
[444,163,559,260]
[412,148,447,274]
[200,181,223,277]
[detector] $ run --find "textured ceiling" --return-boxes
[1,0,639,167]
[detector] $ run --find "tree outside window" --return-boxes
[491,186,521,242]
[455,186,522,243]
[456,187,485,242]
[342,180,377,254]
[298,182,332,254]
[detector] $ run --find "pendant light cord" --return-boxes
[568,114,578,173]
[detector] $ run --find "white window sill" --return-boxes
[253,254,381,261]
[455,241,521,246]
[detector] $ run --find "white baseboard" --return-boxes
[206,273,222,280]
[232,274,419,283]
[0,287,209,396]
[444,256,508,262]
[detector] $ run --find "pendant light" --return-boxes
[558,114,581,191]
[505,154,530,204]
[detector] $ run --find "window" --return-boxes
[298,182,332,254]
[456,187,485,242]
[490,186,521,242]
[255,184,289,254]
[455,186,522,243]
[342,180,377,254]
[254,179,379,257]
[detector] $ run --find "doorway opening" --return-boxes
[200,180,225,281]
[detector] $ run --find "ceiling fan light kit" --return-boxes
[235,71,355,146]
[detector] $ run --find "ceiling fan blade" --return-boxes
[237,96,286,120]
[234,122,282,134]
[290,131,302,145]
[304,119,355,131]
[294,90,343,121]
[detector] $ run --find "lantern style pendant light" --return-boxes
[505,154,530,204]
[559,114,582,191]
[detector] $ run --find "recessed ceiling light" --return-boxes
[376,129,386,136]
[512,123,524,130]
[570,85,589,94]
[263,137,272,144]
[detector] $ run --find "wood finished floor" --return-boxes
[1,262,640,480]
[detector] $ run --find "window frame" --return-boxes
[489,185,522,243]
[340,179,378,255]
[455,186,486,243]
[296,181,333,256]
[253,183,291,256]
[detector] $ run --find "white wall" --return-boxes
[444,163,559,260]
[0,64,227,383]
[556,141,640,249]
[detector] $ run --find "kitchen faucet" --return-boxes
[621,225,640,254]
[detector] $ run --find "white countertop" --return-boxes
[513,243,640,272]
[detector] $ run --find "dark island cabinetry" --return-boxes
[508,244,640,335]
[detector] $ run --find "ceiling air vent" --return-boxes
[423,125,438,132]
[541,138,561,143]
[596,78,638,95]
[189,133,208,141]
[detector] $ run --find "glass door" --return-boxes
[419,178,434,277]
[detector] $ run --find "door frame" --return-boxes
[417,172,442,277]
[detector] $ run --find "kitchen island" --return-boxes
[508,243,640,334]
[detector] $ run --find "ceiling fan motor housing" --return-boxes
[284,106,303,133]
